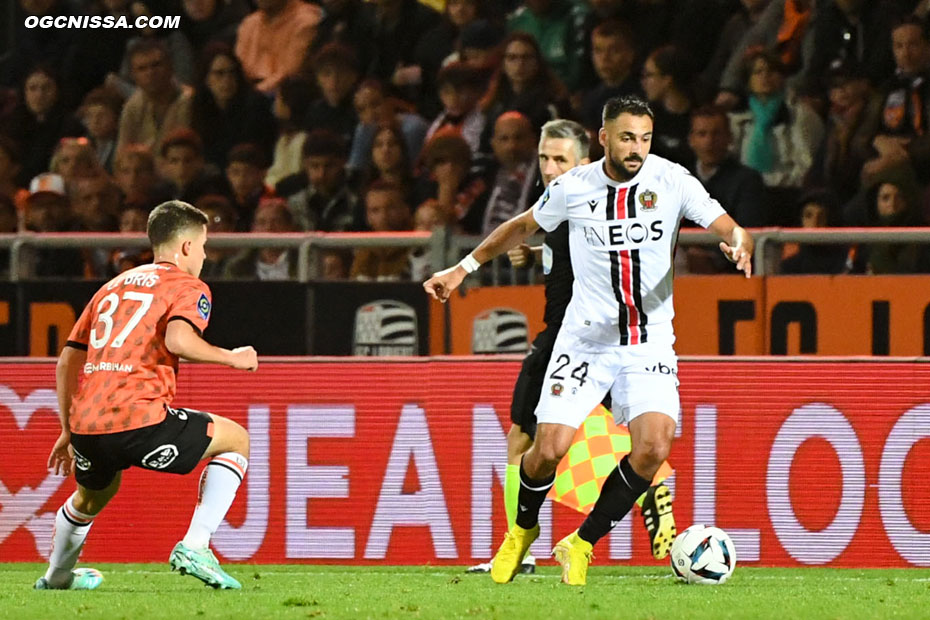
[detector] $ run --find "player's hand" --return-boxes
[229,346,258,371]
[719,240,753,277]
[423,265,467,303]
[507,244,532,268]
[48,430,74,477]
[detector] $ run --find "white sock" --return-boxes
[45,494,95,587]
[182,452,247,549]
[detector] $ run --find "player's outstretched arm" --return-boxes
[165,320,259,371]
[708,213,754,278]
[424,209,541,302]
[50,345,86,475]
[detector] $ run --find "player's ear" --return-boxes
[598,127,607,149]
[180,239,191,257]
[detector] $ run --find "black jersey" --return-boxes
[541,221,574,328]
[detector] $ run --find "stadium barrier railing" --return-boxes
[3,228,930,282]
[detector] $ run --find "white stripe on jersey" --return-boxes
[532,155,726,346]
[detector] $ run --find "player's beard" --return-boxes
[605,147,643,182]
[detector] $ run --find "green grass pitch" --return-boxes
[4,563,929,619]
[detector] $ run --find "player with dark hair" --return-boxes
[36,200,258,591]
[426,96,753,585]
[467,118,677,574]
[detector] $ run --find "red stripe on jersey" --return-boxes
[614,187,642,344]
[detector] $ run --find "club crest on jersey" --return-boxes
[197,293,211,320]
[551,382,563,397]
[639,190,658,211]
[540,186,551,209]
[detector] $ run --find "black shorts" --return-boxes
[510,326,613,441]
[510,327,560,440]
[70,405,213,490]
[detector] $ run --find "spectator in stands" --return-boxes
[716,0,814,109]
[414,0,486,114]
[408,198,450,280]
[72,173,122,277]
[308,0,378,75]
[111,201,154,273]
[578,20,640,131]
[64,0,144,106]
[698,0,772,104]
[71,173,121,233]
[350,181,413,281]
[191,43,276,170]
[479,32,571,144]
[2,1,78,90]
[119,204,148,233]
[319,249,353,280]
[729,49,823,223]
[473,111,538,235]
[158,129,226,203]
[225,143,274,231]
[117,39,193,153]
[288,129,360,231]
[22,173,84,278]
[801,0,896,98]
[368,0,441,101]
[179,0,250,50]
[1,65,84,186]
[304,43,360,143]
[265,74,314,192]
[235,0,322,95]
[0,194,15,277]
[508,0,587,90]
[0,137,27,213]
[688,105,770,228]
[864,176,926,273]
[424,62,488,157]
[49,138,104,186]
[196,193,239,279]
[113,144,170,210]
[863,16,930,185]
[362,123,416,202]
[640,46,695,165]
[79,88,123,173]
[224,197,300,280]
[348,79,429,179]
[452,18,506,72]
[416,127,486,231]
[805,63,879,204]
[779,189,849,274]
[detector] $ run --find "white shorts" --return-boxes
[534,328,680,429]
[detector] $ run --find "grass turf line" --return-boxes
[4,563,930,620]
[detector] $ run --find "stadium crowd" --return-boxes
[1,0,930,279]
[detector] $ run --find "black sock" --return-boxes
[577,455,650,545]
[514,458,555,530]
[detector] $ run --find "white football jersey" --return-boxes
[532,155,726,346]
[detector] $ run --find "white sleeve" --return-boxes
[531,178,569,232]
[679,171,727,228]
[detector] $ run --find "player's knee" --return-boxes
[536,439,567,468]
[233,422,250,459]
[633,436,671,467]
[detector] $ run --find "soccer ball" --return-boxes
[669,524,737,585]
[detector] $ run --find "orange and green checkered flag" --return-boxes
[547,405,674,515]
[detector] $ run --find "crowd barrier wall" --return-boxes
[1,358,928,568]
[5,276,930,357]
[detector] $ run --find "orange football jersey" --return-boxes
[66,262,212,434]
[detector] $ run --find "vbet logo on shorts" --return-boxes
[25,14,181,29]
[353,300,417,356]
